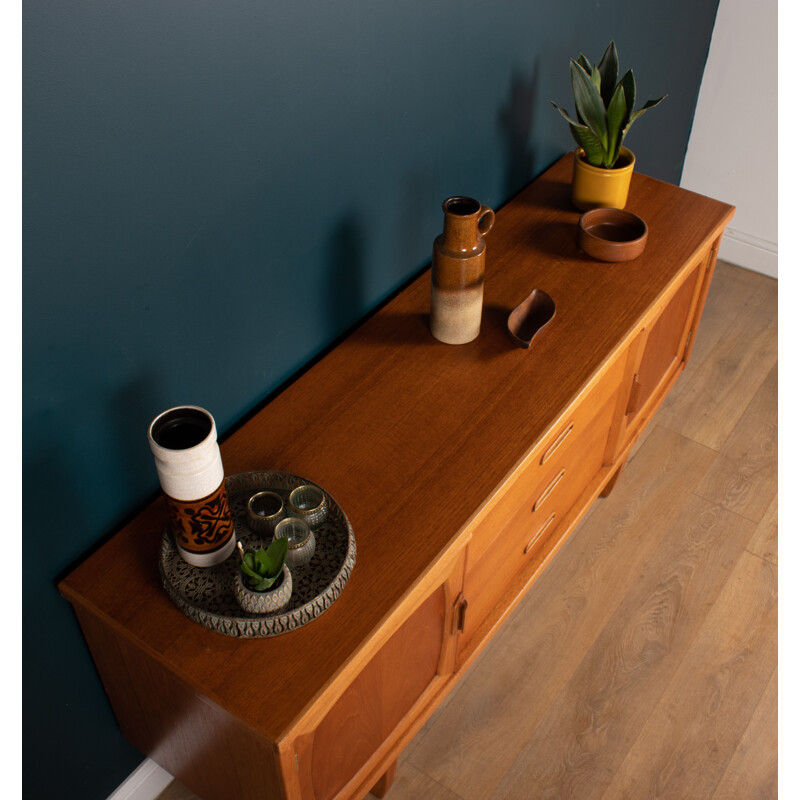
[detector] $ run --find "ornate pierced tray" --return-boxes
[159,470,356,637]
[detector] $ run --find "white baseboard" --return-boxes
[719,226,778,279]
[106,759,173,800]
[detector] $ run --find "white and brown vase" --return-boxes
[148,405,237,567]
[430,196,495,345]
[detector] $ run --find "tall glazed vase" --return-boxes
[148,405,237,567]
[430,196,495,345]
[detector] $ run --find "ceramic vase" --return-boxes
[430,196,495,345]
[148,405,237,567]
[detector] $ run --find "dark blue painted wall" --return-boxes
[23,1,720,796]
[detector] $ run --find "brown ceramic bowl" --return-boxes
[578,208,648,262]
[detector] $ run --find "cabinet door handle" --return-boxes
[452,593,468,634]
[525,513,556,554]
[683,329,693,361]
[533,469,565,512]
[541,423,574,465]
[626,373,644,416]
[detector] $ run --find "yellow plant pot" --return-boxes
[571,147,635,211]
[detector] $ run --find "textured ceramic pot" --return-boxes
[275,517,316,568]
[578,208,648,261]
[247,490,286,537]
[148,405,236,567]
[288,484,329,528]
[234,565,293,615]
[430,196,495,345]
[571,147,635,211]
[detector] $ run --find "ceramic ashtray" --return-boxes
[577,208,648,262]
[288,484,329,528]
[507,288,556,349]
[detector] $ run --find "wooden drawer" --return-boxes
[497,392,614,561]
[467,355,622,568]
[459,362,622,652]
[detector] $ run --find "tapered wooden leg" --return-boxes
[370,760,398,798]
[600,464,624,497]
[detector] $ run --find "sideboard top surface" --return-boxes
[60,154,734,742]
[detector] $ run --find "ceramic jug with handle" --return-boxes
[430,196,495,344]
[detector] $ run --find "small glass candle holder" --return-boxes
[274,517,316,568]
[288,484,329,528]
[247,491,286,537]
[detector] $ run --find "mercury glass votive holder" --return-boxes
[288,484,329,528]
[247,490,286,537]
[274,517,316,568]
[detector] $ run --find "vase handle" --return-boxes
[478,206,495,236]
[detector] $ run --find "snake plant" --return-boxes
[552,41,666,169]
[238,538,288,591]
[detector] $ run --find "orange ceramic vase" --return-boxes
[430,196,495,345]
[571,147,635,211]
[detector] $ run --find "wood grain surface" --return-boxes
[405,425,718,799]
[404,261,777,800]
[747,493,778,566]
[60,154,734,744]
[155,259,778,800]
[59,156,749,800]
[655,264,778,450]
[710,667,778,800]
[694,362,778,522]
[599,551,777,800]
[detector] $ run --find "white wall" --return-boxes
[680,0,778,278]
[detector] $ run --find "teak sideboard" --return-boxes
[60,154,735,800]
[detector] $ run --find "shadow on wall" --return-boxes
[22,371,165,595]
[105,373,165,512]
[499,61,539,202]
[398,166,437,278]
[325,213,367,338]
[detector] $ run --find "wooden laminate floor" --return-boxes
[156,261,778,800]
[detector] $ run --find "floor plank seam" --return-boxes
[687,492,770,528]
[705,663,778,800]
[633,422,720,462]
[601,548,775,800]
[591,546,767,800]
[426,771,469,800]
[743,547,778,567]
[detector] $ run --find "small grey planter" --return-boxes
[234,565,292,615]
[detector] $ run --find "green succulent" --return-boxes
[238,538,288,591]
[551,41,666,169]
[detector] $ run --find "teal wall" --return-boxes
[23,1,721,796]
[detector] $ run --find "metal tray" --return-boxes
[159,470,356,637]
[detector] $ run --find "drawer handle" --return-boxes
[533,469,565,512]
[525,513,556,554]
[452,594,469,634]
[541,422,574,465]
